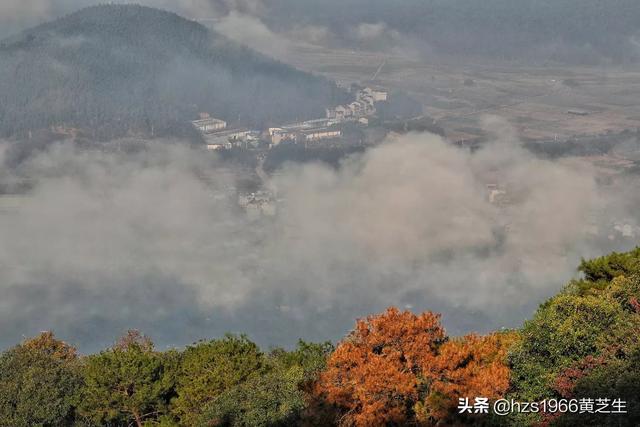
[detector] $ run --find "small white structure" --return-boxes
[205,128,259,149]
[192,117,227,134]
[268,127,296,146]
[371,89,388,102]
[302,128,342,142]
[486,184,508,205]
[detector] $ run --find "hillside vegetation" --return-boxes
[3,247,640,426]
[0,5,347,140]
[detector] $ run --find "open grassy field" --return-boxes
[285,45,640,144]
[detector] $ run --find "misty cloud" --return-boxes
[1,122,637,352]
[0,0,422,62]
[0,0,52,36]
[214,11,293,60]
[0,0,50,18]
[3,0,640,64]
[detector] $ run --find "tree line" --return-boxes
[3,247,640,426]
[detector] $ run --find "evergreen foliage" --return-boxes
[0,5,347,140]
[3,248,640,426]
[0,332,81,427]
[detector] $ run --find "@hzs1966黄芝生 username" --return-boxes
[458,397,628,416]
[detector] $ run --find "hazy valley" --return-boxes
[2,2,640,426]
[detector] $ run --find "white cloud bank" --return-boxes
[1,122,637,351]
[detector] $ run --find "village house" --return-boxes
[301,127,342,142]
[192,113,227,134]
[326,86,386,122]
[205,129,259,150]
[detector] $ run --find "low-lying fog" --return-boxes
[3,0,640,64]
[1,119,638,351]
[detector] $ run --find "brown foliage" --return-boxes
[553,355,607,399]
[313,307,445,426]
[312,307,516,426]
[534,355,609,426]
[420,332,518,423]
[114,329,154,352]
[21,331,78,361]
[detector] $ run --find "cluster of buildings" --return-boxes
[267,118,342,146]
[192,113,227,134]
[193,114,342,151]
[326,86,388,123]
[204,129,260,151]
[192,86,388,151]
[192,114,260,151]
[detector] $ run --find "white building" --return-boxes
[192,117,227,134]
[326,86,384,122]
[206,143,231,151]
[205,128,260,150]
[368,87,388,102]
[302,128,342,142]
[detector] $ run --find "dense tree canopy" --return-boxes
[313,308,447,426]
[198,341,333,427]
[421,332,518,424]
[0,5,348,140]
[76,330,178,427]
[172,334,266,425]
[509,249,640,426]
[312,308,516,426]
[2,248,640,426]
[0,332,81,427]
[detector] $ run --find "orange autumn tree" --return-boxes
[418,332,518,424]
[312,307,446,426]
[312,307,517,426]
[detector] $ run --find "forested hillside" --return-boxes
[0,5,347,140]
[3,248,640,426]
[263,0,640,63]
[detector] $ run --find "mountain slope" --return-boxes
[0,5,347,140]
